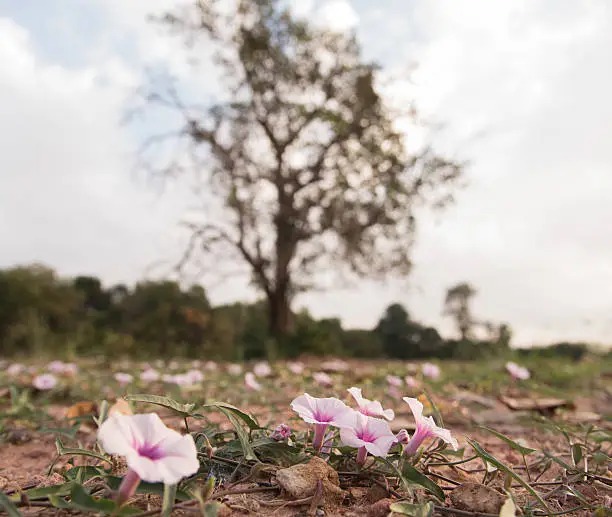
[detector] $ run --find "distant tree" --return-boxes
[0,264,82,354]
[419,326,445,355]
[138,0,462,345]
[211,301,269,360]
[495,323,512,349]
[289,311,344,357]
[73,276,111,313]
[375,303,424,359]
[342,329,383,358]
[443,282,477,340]
[120,280,211,355]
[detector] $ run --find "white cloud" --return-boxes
[2,1,612,346]
[317,0,359,32]
[0,16,190,284]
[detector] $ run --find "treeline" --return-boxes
[0,264,593,361]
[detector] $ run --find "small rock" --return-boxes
[366,498,394,517]
[450,482,506,514]
[365,484,388,503]
[276,457,345,505]
[348,487,368,502]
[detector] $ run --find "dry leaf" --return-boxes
[499,497,517,517]
[108,398,132,416]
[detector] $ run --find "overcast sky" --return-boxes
[1,0,611,346]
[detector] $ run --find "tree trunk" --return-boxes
[267,286,291,340]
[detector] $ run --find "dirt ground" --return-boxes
[1,389,611,516]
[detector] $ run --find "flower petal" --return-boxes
[347,387,364,407]
[381,408,395,421]
[98,415,141,456]
[340,427,366,449]
[402,397,424,423]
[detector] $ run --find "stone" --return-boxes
[276,456,345,505]
[449,482,506,514]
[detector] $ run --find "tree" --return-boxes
[138,0,462,342]
[375,303,424,359]
[120,280,211,355]
[443,282,477,340]
[0,264,83,355]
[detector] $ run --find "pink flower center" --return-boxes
[355,426,377,443]
[359,406,378,417]
[312,410,334,423]
[137,442,165,460]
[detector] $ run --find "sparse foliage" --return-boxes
[443,282,477,340]
[137,0,462,341]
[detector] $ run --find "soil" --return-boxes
[2,392,611,517]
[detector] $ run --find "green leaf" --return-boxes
[542,450,574,471]
[125,394,196,416]
[216,407,257,461]
[9,482,74,502]
[48,495,72,509]
[0,492,22,517]
[161,484,177,517]
[378,458,444,502]
[64,466,109,483]
[423,390,444,428]
[55,437,111,464]
[105,478,192,501]
[468,439,550,514]
[571,443,583,466]
[400,461,445,502]
[389,501,434,517]
[67,483,140,515]
[251,438,305,464]
[202,501,222,517]
[478,426,537,456]
[95,400,109,427]
[198,402,260,430]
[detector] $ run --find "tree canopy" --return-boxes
[138,0,462,342]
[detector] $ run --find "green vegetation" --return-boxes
[0,264,603,362]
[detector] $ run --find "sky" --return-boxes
[1,0,612,347]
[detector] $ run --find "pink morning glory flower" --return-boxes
[253,361,272,377]
[32,373,57,390]
[245,372,262,391]
[340,412,396,465]
[47,360,65,373]
[421,363,440,380]
[115,373,133,386]
[287,362,305,375]
[386,375,403,387]
[270,423,291,441]
[347,387,395,421]
[313,372,333,387]
[204,361,218,372]
[140,369,160,382]
[291,393,356,451]
[169,374,193,387]
[506,362,530,380]
[404,376,419,389]
[402,397,458,456]
[227,364,242,375]
[321,359,349,372]
[185,369,204,384]
[62,362,78,376]
[7,363,25,376]
[98,413,199,505]
[396,428,410,445]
